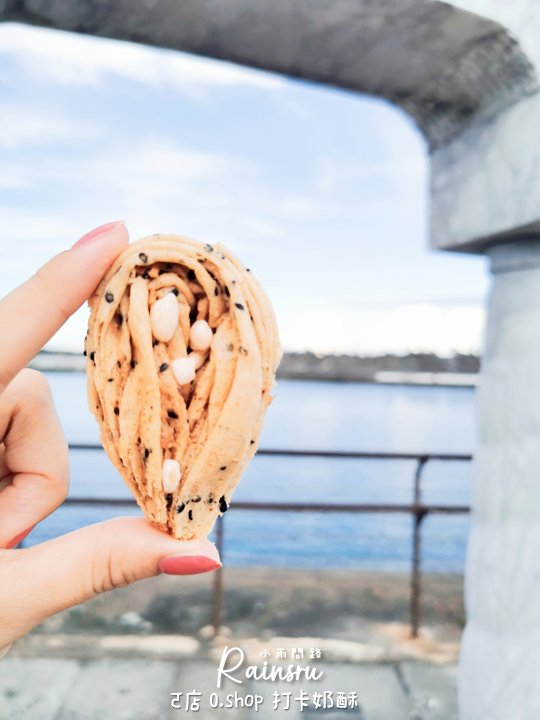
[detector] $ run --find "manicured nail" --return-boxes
[159,554,222,575]
[4,525,35,549]
[71,221,126,249]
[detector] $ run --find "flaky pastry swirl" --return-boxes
[86,234,281,540]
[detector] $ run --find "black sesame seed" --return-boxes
[192,496,201,503]
[247,268,251,272]
[171,288,179,296]
[205,244,214,252]
[159,363,169,373]
[108,378,114,382]
[90,352,95,362]
[250,440,255,445]
[105,292,114,303]
[207,495,214,504]
[168,410,179,419]
[139,252,148,263]
[220,466,227,471]
[235,303,244,311]
[117,313,123,325]
[231,280,236,285]
[219,496,228,513]
[83,350,87,357]
[145,448,151,459]
[137,437,141,445]
[214,287,219,296]
[117,360,121,368]
[176,503,185,514]
[131,359,138,369]
[114,407,119,416]
[188,269,196,281]
[166,493,173,510]
[227,343,234,352]
[188,509,193,521]
[239,346,248,356]
[152,339,159,347]
[224,287,230,297]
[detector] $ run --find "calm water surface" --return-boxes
[29,374,475,572]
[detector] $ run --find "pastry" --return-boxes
[85,234,281,540]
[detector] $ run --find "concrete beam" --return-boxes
[1,0,536,154]
[429,2,540,252]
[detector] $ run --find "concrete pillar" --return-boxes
[460,242,540,718]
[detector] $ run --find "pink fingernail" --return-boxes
[72,221,126,249]
[159,554,222,575]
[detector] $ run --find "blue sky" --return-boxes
[0,23,490,356]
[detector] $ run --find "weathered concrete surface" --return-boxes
[430,1,540,251]
[431,89,540,251]
[456,242,540,719]
[401,661,459,720]
[0,657,458,720]
[0,0,536,152]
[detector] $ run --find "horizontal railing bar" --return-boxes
[62,497,470,514]
[232,502,471,514]
[256,450,472,461]
[67,444,472,462]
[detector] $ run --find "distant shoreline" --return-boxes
[30,351,479,387]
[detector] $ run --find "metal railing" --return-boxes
[58,445,472,637]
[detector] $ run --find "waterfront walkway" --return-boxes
[0,651,458,719]
[0,570,461,719]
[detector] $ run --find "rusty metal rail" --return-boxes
[61,445,472,637]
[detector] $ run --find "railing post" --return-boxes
[212,514,224,636]
[411,457,428,638]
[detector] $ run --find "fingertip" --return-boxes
[157,536,222,575]
[159,555,222,575]
[71,221,128,250]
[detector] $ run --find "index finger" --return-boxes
[0,221,129,396]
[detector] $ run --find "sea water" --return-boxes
[28,374,475,572]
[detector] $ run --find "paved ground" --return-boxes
[0,656,458,720]
[0,570,462,719]
[28,569,465,640]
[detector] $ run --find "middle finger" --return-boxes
[0,369,69,548]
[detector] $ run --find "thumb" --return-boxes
[0,220,128,396]
[0,517,221,647]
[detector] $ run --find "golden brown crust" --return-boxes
[85,235,281,540]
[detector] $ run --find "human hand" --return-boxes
[0,222,221,651]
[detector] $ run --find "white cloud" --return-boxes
[279,302,486,357]
[0,23,287,93]
[0,127,485,358]
[0,33,487,359]
[0,106,102,149]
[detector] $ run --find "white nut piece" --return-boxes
[189,319,213,351]
[162,459,181,493]
[150,292,179,342]
[190,350,208,370]
[171,356,197,385]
